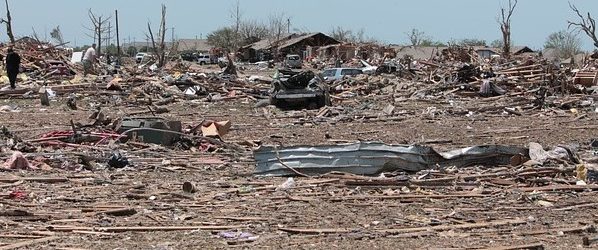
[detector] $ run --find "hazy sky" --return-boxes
[5,0,598,50]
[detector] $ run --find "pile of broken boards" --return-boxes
[328,47,597,103]
[1,38,79,79]
[255,141,598,189]
[1,112,235,171]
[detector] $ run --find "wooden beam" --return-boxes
[0,236,59,250]
[481,243,545,250]
[48,225,245,233]
[377,218,527,234]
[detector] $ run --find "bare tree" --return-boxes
[268,12,288,60]
[567,3,598,49]
[50,26,64,45]
[207,27,238,52]
[490,39,504,48]
[331,27,378,44]
[545,30,582,60]
[405,28,429,47]
[229,0,243,48]
[498,0,517,58]
[147,4,167,68]
[85,9,111,55]
[331,26,353,43]
[0,0,15,43]
[239,20,268,45]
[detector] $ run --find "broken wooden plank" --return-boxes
[0,236,59,250]
[518,185,598,192]
[0,177,69,184]
[279,227,354,234]
[214,216,269,221]
[327,193,487,201]
[47,225,245,232]
[516,225,595,236]
[94,208,137,217]
[377,218,527,234]
[481,243,545,250]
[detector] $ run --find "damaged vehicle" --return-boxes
[284,54,302,69]
[268,69,331,110]
[321,67,364,81]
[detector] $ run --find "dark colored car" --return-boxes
[269,69,331,110]
[180,52,198,62]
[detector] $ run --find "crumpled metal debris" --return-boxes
[254,142,528,176]
[528,142,573,165]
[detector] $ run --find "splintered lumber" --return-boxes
[481,243,545,250]
[95,208,137,217]
[553,202,598,211]
[0,177,69,184]
[214,216,269,221]
[279,228,354,234]
[377,218,527,235]
[280,219,527,235]
[0,236,59,250]
[517,185,598,192]
[0,180,23,188]
[516,225,596,236]
[0,235,44,239]
[48,225,245,232]
[327,193,487,201]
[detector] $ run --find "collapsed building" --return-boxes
[237,32,340,62]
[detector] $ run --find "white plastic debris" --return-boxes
[276,177,295,191]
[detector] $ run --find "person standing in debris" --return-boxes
[82,44,97,76]
[5,47,20,89]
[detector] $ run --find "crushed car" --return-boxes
[268,69,331,110]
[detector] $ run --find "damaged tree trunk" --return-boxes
[499,0,517,59]
[147,4,167,68]
[568,3,598,49]
[87,9,110,55]
[0,0,15,44]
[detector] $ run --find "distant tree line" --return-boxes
[206,0,290,52]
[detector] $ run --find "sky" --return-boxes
[4,0,598,50]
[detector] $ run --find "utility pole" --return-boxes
[287,18,290,34]
[115,9,121,59]
[107,22,112,46]
[171,26,175,44]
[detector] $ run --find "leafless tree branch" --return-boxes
[147,4,168,68]
[0,0,15,43]
[567,2,598,48]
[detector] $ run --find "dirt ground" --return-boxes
[1,69,597,250]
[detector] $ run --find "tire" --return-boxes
[199,61,206,65]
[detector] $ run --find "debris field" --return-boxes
[0,39,597,249]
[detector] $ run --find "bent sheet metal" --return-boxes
[254,142,528,176]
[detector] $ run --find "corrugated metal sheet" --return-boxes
[254,142,528,176]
